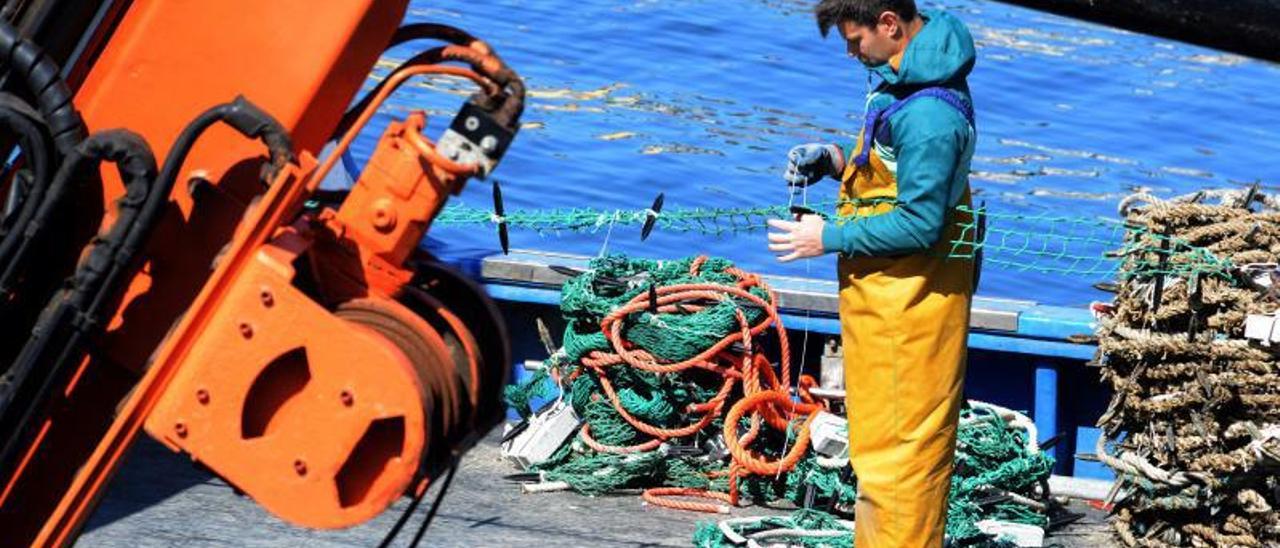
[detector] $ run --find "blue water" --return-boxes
[346,0,1280,306]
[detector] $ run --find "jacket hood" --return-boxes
[872,10,975,87]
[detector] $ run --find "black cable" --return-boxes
[0,18,85,340]
[407,455,460,548]
[0,96,293,463]
[389,23,528,121]
[333,46,502,138]
[376,481,430,548]
[389,23,482,50]
[0,111,106,296]
[376,453,461,548]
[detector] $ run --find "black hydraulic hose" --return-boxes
[388,22,530,122]
[0,96,292,358]
[491,65,524,126]
[0,127,154,301]
[0,119,110,295]
[0,18,85,156]
[387,23,526,117]
[332,32,526,140]
[0,91,51,244]
[64,95,296,358]
[334,46,524,134]
[66,132,157,314]
[0,98,294,469]
[0,129,155,465]
[389,23,482,50]
[0,18,84,322]
[109,95,294,293]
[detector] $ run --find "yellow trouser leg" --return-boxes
[840,266,969,548]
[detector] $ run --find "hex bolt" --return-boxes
[372,199,396,232]
[196,389,210,405]
[175,422,188,438]
[239,322,253,339]
[340,390,355,407]
[294,459,307,476]
[480,135,498,152]
[260,289,274,308]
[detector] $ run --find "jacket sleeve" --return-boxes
[821,104,967,257]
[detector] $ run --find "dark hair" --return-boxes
[814,0,918,36]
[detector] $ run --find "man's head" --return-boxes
[815,0,919,67]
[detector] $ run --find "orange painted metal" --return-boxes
[310,112,465,303]
[407,287,485,416]
[30,155,318,546]
[306,64,491,195]
[127,102,495,530]
[142,225,430,529]
[0,2,521,543]
[0,1,410,544]
[78,0,408,370]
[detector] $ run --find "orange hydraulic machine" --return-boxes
[0,1,521,545]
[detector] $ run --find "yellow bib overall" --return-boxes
[837,124,974,547]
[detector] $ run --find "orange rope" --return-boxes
[723,391,822,476]
[579,424,661,454]
[589,365,733,439]
[642,487,734,514]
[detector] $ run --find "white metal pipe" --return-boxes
[1048,475,1114,501]
[521,480,571,494]
[808,387,845,400]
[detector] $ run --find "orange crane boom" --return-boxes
[0,2,521,545]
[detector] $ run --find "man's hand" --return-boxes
[784,143,845,188]
[767,215,827,262]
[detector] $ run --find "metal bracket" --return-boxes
[436,101,516,178]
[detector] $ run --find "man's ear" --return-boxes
[878,10,900,37]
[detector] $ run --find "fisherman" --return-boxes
[766,0,978,546]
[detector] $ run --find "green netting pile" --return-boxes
[506,254,1057,547]
[556,254,769,364]
[505,254,784,494]
[690,401,1054,547]
[692,509,856,548]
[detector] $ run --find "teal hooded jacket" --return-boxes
[820,10,977,257]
